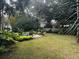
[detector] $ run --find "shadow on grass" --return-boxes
[0,38,33,57]
[0,44,16,56]
[17,38,33,42]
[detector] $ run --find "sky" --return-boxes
[44,0,46,3]
[5,0,10,4]
[5,0,17,5]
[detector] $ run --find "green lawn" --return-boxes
[0,34,79,59]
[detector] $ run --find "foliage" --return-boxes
[0,31,16,46]
[0,46,6,53]
[15,0,30,12]
[16,36,32,41]
[9,32,33,41]
[13,15,40,32]
[0,34,78,59]
[29,0,77,35]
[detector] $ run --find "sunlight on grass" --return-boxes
[0,34,79,59]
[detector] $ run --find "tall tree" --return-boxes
[76,0,79,42]
[0,0,5,30]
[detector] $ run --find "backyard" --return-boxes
[1,0,79,59]
[0,34,79,59]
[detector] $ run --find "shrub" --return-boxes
[0,37,15,46]
[0,31,16,46]
[16,36,33,41]
[0,31,16,54]
[7,37,16,44]
[58,28,64,34]
[0,46,5,53]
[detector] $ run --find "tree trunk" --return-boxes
[0,10,2,30]
[76,0,79,42]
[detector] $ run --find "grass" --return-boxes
[0,33,79,59]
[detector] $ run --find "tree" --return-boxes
[0,0,16,30]
[76,0,79,42]
[0,0,5,30]
[31,0,76,27]
[3,0,31,31]
[13,15,40,32]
